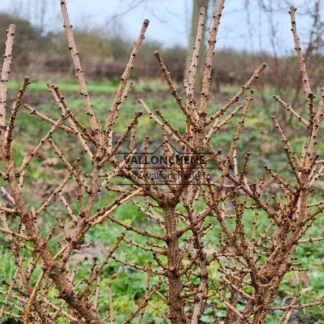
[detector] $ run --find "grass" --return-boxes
[1,80,324,323]
[7,77,170,94]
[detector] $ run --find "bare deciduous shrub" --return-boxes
[0,1,323,323]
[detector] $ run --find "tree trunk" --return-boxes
[164,204,185,324]
[184,0,209,89]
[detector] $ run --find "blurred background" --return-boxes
[0,0,323,95]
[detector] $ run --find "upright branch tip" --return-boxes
[199,7,206,15]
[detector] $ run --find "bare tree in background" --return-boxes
[10,0,56,34]
[253,0,324,125]
[184,0,209,88]
[106,0,209,87]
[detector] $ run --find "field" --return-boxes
[1,77,324,323]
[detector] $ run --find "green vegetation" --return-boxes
[7,79,170,94]
[1,81,324,323]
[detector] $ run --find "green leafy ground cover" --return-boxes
[0,80,323,323]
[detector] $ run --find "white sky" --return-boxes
[0,0,319,54]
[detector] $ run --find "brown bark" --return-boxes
[1,152,103,324]
[164,203,185,324]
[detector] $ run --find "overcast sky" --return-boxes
[0,0,320,54]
